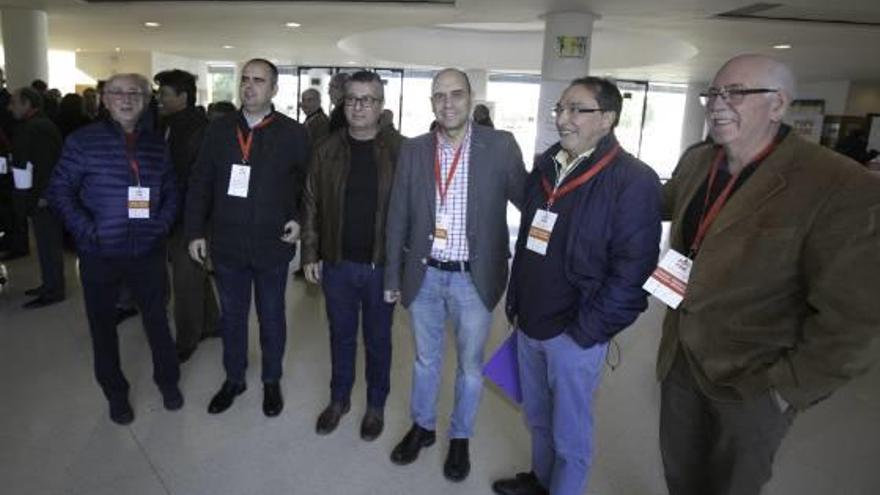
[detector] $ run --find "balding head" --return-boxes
[706,54,795,165]
[717,54,796,103]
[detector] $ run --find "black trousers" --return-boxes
[168,228,218,352]
[660,350,795,495]
[5,189,30,254]
[31,206,65,298]
[79,249,180,402]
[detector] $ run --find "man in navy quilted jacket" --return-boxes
[47,73,181,425]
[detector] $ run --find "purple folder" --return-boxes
[483,332,522,405]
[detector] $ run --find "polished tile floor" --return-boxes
[1,250,878,495]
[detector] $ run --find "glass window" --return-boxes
[401,70,435,137]
[487,74,541,165]
[207,65,236,104]
[639,83,687,180]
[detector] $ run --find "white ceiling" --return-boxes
[1,0,879,83]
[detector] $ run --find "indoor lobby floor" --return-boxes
[1,250,878,495]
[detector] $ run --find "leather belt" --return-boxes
[426,258,470,272]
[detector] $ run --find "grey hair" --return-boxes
[301,88,320,99]
[104,73,152,97]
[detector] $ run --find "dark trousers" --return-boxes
[214,261,288,384]
[79,250,180,402]
[168,229,219,352]
[0,179,13,249]
[321,261,393,408]
[31,206,65,298]
[6,189,30,254]
[660,350,795,495]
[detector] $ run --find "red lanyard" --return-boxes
[434,132,466,207]
[689,142,777,256]
[124,132,140,186]
[541,145,620,208]
[235,115,275,164]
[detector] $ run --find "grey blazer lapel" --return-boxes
[467,126,488,236]
[420,134,437,225]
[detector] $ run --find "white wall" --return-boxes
[76,50,153,82]
[846,81,880,116]
[797,80,851,115]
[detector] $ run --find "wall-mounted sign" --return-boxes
[556,36,588,58]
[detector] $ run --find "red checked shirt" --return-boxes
[431,123,472,262]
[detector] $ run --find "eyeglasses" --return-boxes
[344,95,381,108]
[104,90,146,101]
[431,91,468,105]
[552,104,604,118]
[700,86,778,106]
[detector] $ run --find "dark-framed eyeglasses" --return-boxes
[104,90,146,101]
[700,86,778,106]
[552,104,604,118]
[344,95,381,108]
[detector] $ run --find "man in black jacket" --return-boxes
[185,58,310,417]
[155,69,219,363]
[8,87,64,307]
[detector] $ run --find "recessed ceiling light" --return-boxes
[223,45,235,49]
[285,22,301,28]
[346,61,358,65]
[773,44,792,50]
[144,22,160,28]
[114,47,121,52]
[75,48,82,52]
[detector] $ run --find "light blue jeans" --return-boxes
[408,267,493,438]
[518,329,608,495]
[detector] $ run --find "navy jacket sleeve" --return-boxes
[46,136,97,249]
[567,167,663,347]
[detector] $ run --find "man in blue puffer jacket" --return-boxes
[47,73,181,425]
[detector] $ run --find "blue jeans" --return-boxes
[214,261,289,384]
[409,267,493,438]
[321,261,394,408]
[518,330,607,495]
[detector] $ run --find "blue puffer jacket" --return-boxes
[507,134,663,347]
[47,117,178,258]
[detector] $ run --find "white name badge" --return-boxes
[128,186,150,219]
[526,209,558,256]
[12,161,34,190]
[227,164,251,198]
[643,248,692,309]
[432,212,450,252]
[0,156,7,174]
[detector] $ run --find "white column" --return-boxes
[465,68,488,103]
[534,11,598,156]
[680,82,708,151]
[1,8,49,89]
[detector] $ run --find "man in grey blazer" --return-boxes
[385,68,527,482]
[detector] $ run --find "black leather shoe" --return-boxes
[207,381,246,414]
[360,407,384,441]
[177,347,196,363]
[23,296,63,309]
[315,401,350,435]
[443,438,470,482]
[390,423,436,465]
[162,387,184,411]
[263,382,283,417]
[109,398,134,425]
[24,285,44,296]
[491,472,549,495]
